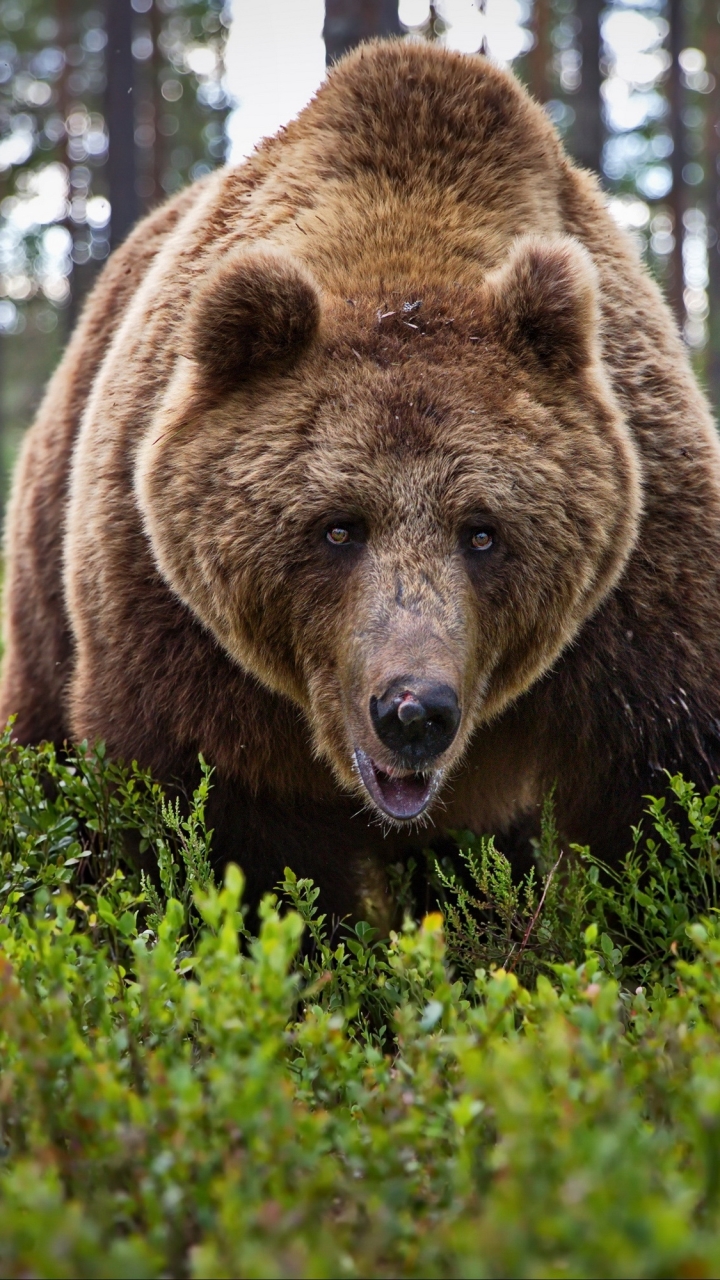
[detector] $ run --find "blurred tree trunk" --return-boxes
[151,0,164,210]
[106,0,137,248]
[324,0,402,66]
[668,0,687,329]
[707,10,720,412]
[572,0,602,175]
[58,0,94,324]
[527,0,553,103]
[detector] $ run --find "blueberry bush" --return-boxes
[2,726,720,1277]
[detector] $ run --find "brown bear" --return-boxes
[3,40,720,920]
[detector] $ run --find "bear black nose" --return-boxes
[370,681,461,768]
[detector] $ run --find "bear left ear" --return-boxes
[481,235,600,377]
[185,244,321,392]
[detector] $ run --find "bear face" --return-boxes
[136,236,642,825]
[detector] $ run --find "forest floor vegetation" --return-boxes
[1,726,720,1276]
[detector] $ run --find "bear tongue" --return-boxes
[375,769,432,818]
[354,748,435,821]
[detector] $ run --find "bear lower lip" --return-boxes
[354,747,437,820]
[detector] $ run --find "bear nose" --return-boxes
[370,681,461,767]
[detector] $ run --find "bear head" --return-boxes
[136,237,642,824]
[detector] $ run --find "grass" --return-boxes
[2,725,720,1275]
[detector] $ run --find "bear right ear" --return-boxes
[481,235,600,378]
[185,245,321,392]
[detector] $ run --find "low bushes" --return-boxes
[1,729,720,1276]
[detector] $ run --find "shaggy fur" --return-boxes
[3,41,720,917]
[185,246,321,392]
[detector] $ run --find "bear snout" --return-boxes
[370,678,461,769]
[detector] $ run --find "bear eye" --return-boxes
[322,518,366,551]
[470,529,493,551]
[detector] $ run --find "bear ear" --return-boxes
[481,236,600,377]
[185,245,321,391]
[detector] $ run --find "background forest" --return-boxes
[0,0,717,507]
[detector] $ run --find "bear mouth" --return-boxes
[354,747,439,821]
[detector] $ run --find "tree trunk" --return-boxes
[705,11,720,411]
[151,0,164,211]
[572,0,602,175]
[106,0,137,249]
[323,0,402,66]
[668,0,687,329]
[527,0,553,104]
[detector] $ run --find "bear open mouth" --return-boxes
[354,747,438,821]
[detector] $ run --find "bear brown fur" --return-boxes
[3,40,720,920]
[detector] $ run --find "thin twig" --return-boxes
[505,850,564,974]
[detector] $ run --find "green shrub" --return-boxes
[2,727,720,1276]
[432,776,720,991]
